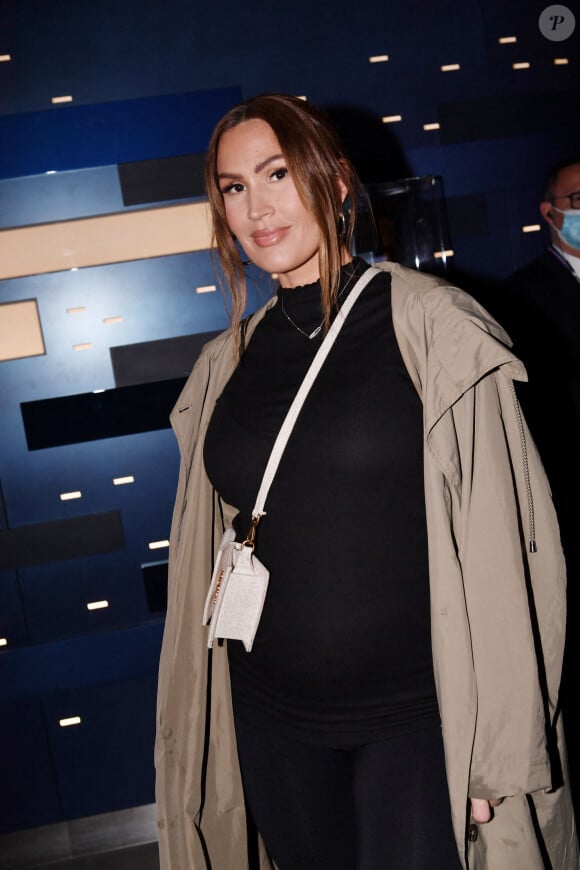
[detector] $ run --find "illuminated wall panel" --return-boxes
[0,300,45,361]
[0,202,214,280]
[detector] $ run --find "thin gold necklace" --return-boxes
[279,268,358,340]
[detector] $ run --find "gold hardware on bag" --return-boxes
[243,515,261,550]
[212,569,225,606]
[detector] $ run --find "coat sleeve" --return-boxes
[450,370,565,799]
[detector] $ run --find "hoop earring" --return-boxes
[337,213,346,240]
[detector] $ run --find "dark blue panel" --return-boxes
[407,131,578,199]
[439,91,579,145]
[0,623,164,702]
[0,511,125,569]
[21,379,187,449]
[0,253,266,402]
[45,676,157,818]
[118,153,206,206]
[0,698,62,833]
[18,554,148,644]
[505,186,551,275]
[0,166,126,229]
[0,87,241,179]
[450,191,514,283]
[2,426,179,533]
[0,570,28,648]
[111,331,221,387]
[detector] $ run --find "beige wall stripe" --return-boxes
[0,201,213,280]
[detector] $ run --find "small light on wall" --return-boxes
[522,224,541,233]
[103,316,123,325]
[60,491,82,501]
[382,114,402,123]
[46,170,57,175]
[423,122,440,131]
[440,64,460,72]
[93,388,106,394]
[59,716,81,727]
[87,600,109,611]
[70,267,78,272]
[195,284,217,294]
[0,54,11,62]
[512,62,530,70]
[113,476,135,486]
[434,249,455,259]
[149,539,170,550]
[296,95,307,101]
[66,307,86,315]
[554,57,569,65]
[72,343,93,351]
[369,54,389,63]
[498,36,517,44]
[51,95,73,104]
[0,638,7,647]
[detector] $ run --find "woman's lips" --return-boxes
[251,227,289,247]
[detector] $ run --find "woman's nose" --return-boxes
[247,188,274,221]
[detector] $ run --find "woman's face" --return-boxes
[216,118,323,288]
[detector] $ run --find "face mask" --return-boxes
[552,206,580,250]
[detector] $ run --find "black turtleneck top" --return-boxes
[203,259,438,743]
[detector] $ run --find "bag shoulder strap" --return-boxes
[251,266,379,521]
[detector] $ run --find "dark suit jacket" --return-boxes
[497,250,580,807]
[496,250,580,516]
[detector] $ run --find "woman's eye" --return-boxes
[270,167,288,182]
[221,182,245,195]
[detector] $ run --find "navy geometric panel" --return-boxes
[2,426,179,534]
[446,195,489,240]
[0,166,126,230]
[0,511,125,569]
[118,153,207,206]
[21,379,186,449]
[0,87,242,179]
[0,481,7,529]
[111,331,221,387]
[0,699,62,833]
[439,90,580,145]
[447,191,515,286]
[0,253,266,401]
[142,561,168,614]
[18,554,149,644]
[0,624,164,703]
[0,570,28,648]
[407,131,579,200]
[44,676,158,819]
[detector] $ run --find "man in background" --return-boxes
[500,158,580,818]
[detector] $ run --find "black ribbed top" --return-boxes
[204,259,438,743]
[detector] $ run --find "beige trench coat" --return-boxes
[155,262,579,869]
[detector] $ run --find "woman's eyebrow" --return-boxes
[217,153,285,181]
[254,153,284,173]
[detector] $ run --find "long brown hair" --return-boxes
[205,94,360,346]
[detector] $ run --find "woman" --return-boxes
[155,94,578,869]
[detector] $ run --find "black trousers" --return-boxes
[234,716,462,870]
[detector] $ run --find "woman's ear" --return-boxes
[337,177,349,204]
[336,159,350,203]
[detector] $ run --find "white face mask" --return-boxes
[552,206,580,250]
